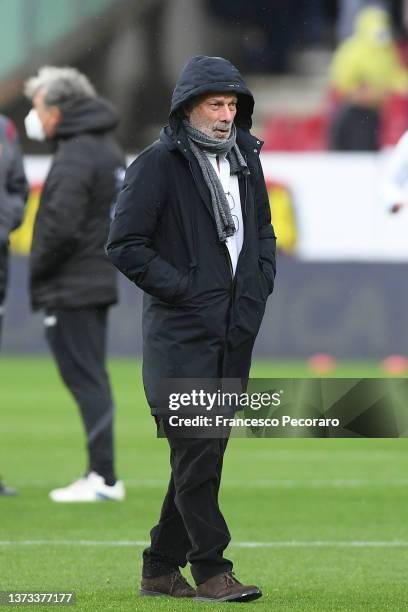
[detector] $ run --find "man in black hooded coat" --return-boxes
[107,56,276,602]
[25,67,126,503]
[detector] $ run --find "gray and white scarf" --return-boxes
[183,120,249,243]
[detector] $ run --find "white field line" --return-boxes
[1,540,408,548]
[13,478,408,489]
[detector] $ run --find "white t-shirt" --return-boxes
[205,152,244,275]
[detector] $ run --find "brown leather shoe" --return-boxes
[140,569,196,597]
[195,571,262,602]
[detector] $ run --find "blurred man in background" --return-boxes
[329,5,408,150]
[107,55,276,602]
[24,67,126,502]
[0,113,28,496]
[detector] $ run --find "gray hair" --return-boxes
[24,66,96,106]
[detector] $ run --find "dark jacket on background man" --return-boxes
[30,97,125,311]
[107,56,276,414]
[0,115,28,305]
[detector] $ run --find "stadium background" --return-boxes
[2,2,408,611]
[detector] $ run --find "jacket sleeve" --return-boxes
[106,146,189,303]
[0,122,29,245]
[255,157,277,294]
[30,142,93,281]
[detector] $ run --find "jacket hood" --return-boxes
[354,7,392,45]
[170,55,254,130]
[55,96,118,138]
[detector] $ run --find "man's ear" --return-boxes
[182,95,199,119]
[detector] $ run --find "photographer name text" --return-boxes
[168,415,340,428]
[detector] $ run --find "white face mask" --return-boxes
[24,108,46,141]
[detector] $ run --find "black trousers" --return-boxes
[44,307,116,485]
[143,421,233,585]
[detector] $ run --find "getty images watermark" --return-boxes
[157,378,408,438]
[156,379,345,438]
[167,388,339,429]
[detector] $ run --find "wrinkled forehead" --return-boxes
[193,92,238,106]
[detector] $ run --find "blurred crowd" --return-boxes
[209,0,408,74]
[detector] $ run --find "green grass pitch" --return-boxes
[1,357,408,611]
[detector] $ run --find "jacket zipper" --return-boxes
[243,154,248,216]
[225,245,233,280]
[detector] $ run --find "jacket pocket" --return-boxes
[171,263,198,305]
[233,292,267,339]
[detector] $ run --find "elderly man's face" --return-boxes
[187,93,237,140]
[33,89,62,138]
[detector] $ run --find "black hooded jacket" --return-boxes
[106,56,276,414]
[30,97,125,310]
